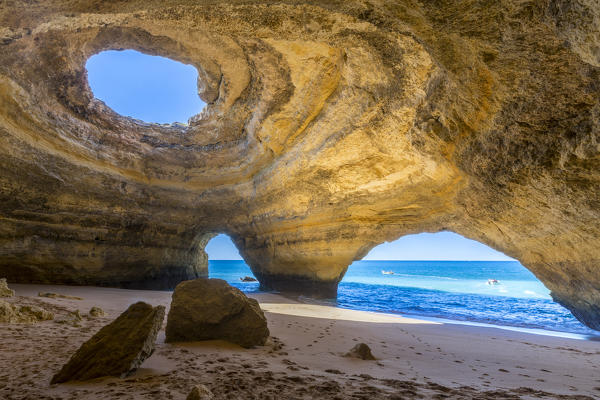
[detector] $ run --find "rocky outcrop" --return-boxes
[0,299,54,323]
[0,1,599,329]
[51,302,165,383]
[165,279,269,348]
[0,279,14,297]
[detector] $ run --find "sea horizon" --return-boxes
[208,259,598,337]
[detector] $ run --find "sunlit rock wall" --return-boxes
[0,1,599,328]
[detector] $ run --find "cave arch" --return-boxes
[205,234,259,288]
[0,1,598,332]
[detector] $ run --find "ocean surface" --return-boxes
[209,260,597,336]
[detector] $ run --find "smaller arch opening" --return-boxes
[205,234,259,291]
[86,49,205,124]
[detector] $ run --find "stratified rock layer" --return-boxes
[51,301,165,383]
[0,1,599,329]
[165,279,269,348]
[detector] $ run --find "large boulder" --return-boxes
[51,302,165,383]
[165,279,269,348]
[0,279,14,297]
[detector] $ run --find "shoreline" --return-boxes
[11,281,599,341]
[1,283,599,399]
[213,259,593,338]
[258,289,599,341]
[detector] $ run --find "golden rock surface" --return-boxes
[0,1,599,328]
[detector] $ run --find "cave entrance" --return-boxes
[86,49,205,124]
[205,234,259,291]
[340,232,593,335]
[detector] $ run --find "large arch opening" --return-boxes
[205,234,260,292]
[339,232,595,335]
[86,49,206,124]
[201,231,595,335]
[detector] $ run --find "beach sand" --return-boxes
[1,284,599,399]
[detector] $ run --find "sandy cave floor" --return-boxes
[1,284,600,399]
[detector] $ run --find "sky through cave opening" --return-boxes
[86,49,205,124]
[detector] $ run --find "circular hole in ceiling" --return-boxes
[86,49,206,124]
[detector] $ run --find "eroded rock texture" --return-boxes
[0,1,599,328]
[165,278,269,348]
[51,301,165,383]
[0,299,54,323]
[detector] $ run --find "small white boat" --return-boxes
[381,270,395,275]
[487,279,499,285]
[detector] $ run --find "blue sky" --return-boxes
[86,50,205,123]
[205,233,514,261]
[86,50,514,261]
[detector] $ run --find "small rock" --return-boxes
[51,302,165,383]
[344,343,376,360]
[0,278,14,297]
[186,384,214,400]
[325,369,344,374]
[89,306,106,318]
[239,276,257,282]
[55,310,82,326]
[38,292,83,300]
[165,278,269,348]
[0,299,54,323]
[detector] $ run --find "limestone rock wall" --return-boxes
[0,1,599,329]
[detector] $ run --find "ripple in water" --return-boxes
[209,260,597,336]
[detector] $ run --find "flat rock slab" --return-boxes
[51,301,165,383]
[166,278,269,348]
[38,292,83,300]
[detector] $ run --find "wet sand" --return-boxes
[1,284,599,399]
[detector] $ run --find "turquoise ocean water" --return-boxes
[209,260,597,336]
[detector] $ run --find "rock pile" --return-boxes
[0,300,54,323]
